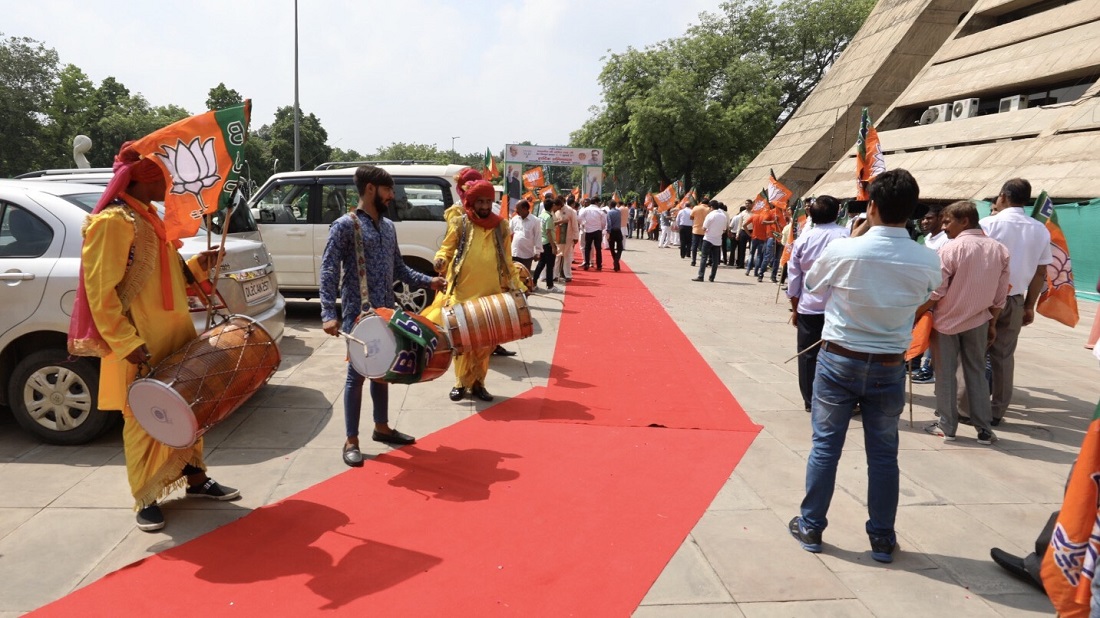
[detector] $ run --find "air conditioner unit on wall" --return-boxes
[953,98,980,119]
[920,104,952,125]
[999,95,1026,112]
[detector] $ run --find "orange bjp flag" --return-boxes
[1032,192,1079,327]
[766,169,792,209]
[127,101,251,242]
[522,166,546,189]
[855,107,885,201]
[1042,399,1100,617]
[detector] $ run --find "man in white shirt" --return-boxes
[556,196,579,282]
[578,196,607,270]
[960,178,1052,427]
[692,202,727,282]
[675,203,694,259]
[509,199,541,270]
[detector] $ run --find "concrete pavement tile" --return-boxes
[639,537,734,606]
[836,568,1001,616]
[267,447,348,502]
[51,453,129,508]
[738,599,875,617]
[391,408,470,442]
[708,472,768,511]
[981,592,1056,616]
[756,489,939,574]
[692,509,853,603]
[247,381,340,409]
[0,507,35,541]
[0,425,39,462]
[725,381,806,413]
[271,354,310,380]
[790,448,943,508]
[197,403,257,448]
[732,434,807,499]
[217,406,330,450]
[0,508,130,613]
[955,503,1062,565]
[633,603,744,617]
[173,447,293,509]
[895,505,1036,594]
[728,363,798,385]
[0,458,109,508]
[897,450,1030,505]
[77,508,247,590]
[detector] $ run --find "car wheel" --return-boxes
[8,349,113,445]
[394,280,435,313]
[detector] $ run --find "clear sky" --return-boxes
[4,0,721,156]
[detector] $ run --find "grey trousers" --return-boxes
[958,295,1024,421]
[935,323,993,435]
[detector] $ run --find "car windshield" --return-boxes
[60,193,104,212]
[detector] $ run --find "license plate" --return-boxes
[242,275,274,303]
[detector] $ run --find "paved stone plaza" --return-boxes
[1,239,1094,616]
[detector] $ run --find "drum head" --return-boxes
[348,316,398,378]
[128,379,199,448]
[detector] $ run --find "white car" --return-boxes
[249,162,470,312]
[0,180,286,444]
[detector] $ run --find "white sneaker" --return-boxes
[546,286,560,293]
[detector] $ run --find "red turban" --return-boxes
[460,179,501,229]
[455,168,484,200]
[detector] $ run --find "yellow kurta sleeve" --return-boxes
[82,210,144,358]
[434,215,462,265]
[184,255,209,284]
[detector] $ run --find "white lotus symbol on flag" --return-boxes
[156,137,222,197]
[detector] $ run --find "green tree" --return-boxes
[92,94,191,165]
[573,0,873,197]
[269,105,331,172]
[0,34,59,175]
[43,63,96,168]
[205,82,242,111]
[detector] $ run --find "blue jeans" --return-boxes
[344,363,389,437]
[760,238,776,279]
[746,239,766,274]
[800,348,906,538]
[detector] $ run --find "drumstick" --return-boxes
[338,330,372,356]
[784,339,822,364]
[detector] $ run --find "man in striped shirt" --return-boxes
[918,201,1010,445]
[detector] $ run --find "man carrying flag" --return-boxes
[1032,191,1079,328]
[958,179,1052,427]
[68,104,252,531]
[482,148,500,181]
[855,108,886,200]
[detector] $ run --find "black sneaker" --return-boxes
[136,503,165,531]
[977,428,997,445]
[870,533,897,563]
[788,516,822,553]
[186,479,241,501]
[910,370,934,384]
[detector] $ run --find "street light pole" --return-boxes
[451,136,460,163]
[293,0,300,171]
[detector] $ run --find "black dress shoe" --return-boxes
[691,277,703,282]
[493,345,517,357]
[372,429,416,446]
[991,547,1045,592]
[471,384,494,401]
[342,443,364,467]
[449,386,467,401]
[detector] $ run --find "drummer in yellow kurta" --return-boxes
[67,144,240,532]
[425,177,525,402]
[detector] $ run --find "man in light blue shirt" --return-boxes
[786,195,849,412]
[788,169,941,565]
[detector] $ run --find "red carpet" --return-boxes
[33,253,760,616]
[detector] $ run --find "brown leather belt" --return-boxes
[821,341,904,365]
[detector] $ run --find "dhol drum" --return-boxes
[442,291,533,355]
[128,315,281,449]
[347,313,398,379]
[514,262,534,296]
[347,308,453,383]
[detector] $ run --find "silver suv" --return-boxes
[249,162,469,312]
[0,180,286,444]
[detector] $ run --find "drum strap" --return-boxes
[347,211,375,317]
[448,215,510,297]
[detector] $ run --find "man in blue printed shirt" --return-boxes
[320,166,445,467]
[788,169,941,564]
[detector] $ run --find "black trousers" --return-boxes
[697,240,720,281]
[607,229,624,270]
[583,231,603,268]
[796,312,826,410]
[512,256,533,270]
[531,243,556,287]
[735,230,749,268]
[678,225,693,258]
[690,234,704,263]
